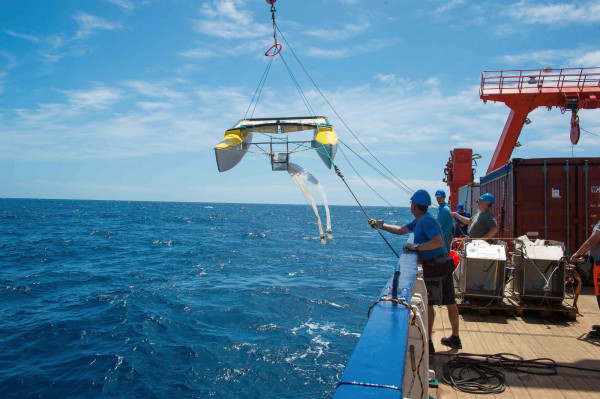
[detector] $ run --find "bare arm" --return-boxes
[450,212,471,225]
[382,223,411,235]
[571,229,600,262]
[482,225,499,239]
[416,234,444,251]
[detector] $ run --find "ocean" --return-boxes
[0,199,413,398]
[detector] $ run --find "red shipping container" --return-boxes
[479,158,600,256]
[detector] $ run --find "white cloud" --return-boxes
[307,38,398,59]
[193,0,270,39]
[39,34,65,64]
[571,50,600,67]
[4,29,40,42]
[507,1,600,25]
[122,81,187,100]
[0,50,17,69]
[178,39,271,59]
[306,21,371,41]
[136,101,174,110]
[498,49,582,66]
[374,73,396,83]
[104,0,134,11]
[62,87,122,109]
[73,12,119,40]
[435,0,465,14]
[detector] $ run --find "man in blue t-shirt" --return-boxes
[368,189,462,353]
[435,190,453,253]
[453,203,470,238]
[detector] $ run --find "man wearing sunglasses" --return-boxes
[450,193,498,239]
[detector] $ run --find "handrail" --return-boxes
[480,67,600,96]
[333,235,420,398]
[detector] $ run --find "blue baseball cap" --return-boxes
[457,203,464,210]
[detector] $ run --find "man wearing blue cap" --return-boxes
[435,190,453,253]
[368,189,461,353]
[451,193,498,239]
[453,203,470,238]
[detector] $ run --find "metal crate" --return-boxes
[457,240,507,299]
[512,238,566,304]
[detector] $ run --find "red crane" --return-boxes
[480,67,600,174]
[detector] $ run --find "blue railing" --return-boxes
[333,237,419,398]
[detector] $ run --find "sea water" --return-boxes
[0,199,412,398]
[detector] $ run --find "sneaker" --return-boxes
[592,325,600,331]
[441,335,462,349]
[429,340,435,354]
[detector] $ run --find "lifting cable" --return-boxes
[244,57,274,120]
[581,126,600,137]
[248,6,412,204]
[246,4,405,258]
[340,140,414,196]
[338,146,396,207]
[275,24,414,196]
[334,165,400,258]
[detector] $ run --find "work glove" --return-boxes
[403,243,419,252]
[368,218,384,229]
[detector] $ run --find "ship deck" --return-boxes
[431,287,600,398]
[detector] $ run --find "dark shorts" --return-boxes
[422,254,456,306]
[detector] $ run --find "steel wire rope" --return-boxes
[581,126,600,137]
[278,52,317,118]
[245,15,402,258]
[275,24,415,196]
[339,140,414,196]
[244,57,274,120]
[338,145,396,208]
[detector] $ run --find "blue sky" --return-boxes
[1,0,600,205]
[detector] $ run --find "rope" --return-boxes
[274,24,414,196]
[443,352,600,395]
[244,57,274,119]
[340,140,414,196]
[367,298,425,397]
[581,126,600,137]
[279,52,317,117]
[335,166,400,258]
[338,146,396,207]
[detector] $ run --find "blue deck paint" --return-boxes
[334,239,419,398]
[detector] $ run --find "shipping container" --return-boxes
[479,158,600,256]
[458,182,480,215]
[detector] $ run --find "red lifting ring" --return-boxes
[265,43,282,57]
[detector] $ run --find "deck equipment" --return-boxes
[456,239,508,302]
[512,236,567,305]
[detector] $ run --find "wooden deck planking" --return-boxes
[430,288,600,399]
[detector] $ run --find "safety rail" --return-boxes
[334,235,424,399]
[480,67,600,96]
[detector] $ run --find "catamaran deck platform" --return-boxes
[432,287,600,398]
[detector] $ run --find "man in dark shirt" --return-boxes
[451,193,498,239]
